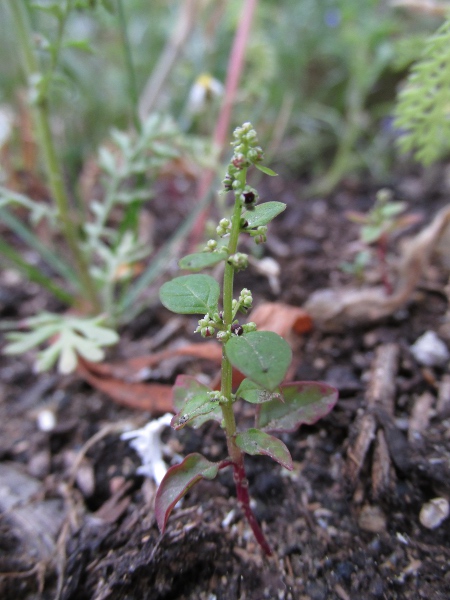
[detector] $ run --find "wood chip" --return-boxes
[408,391,434,443]
[372,429,392,499]
[437,375,450,417]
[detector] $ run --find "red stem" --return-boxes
[232,459,273,556]
[377,234,392,295]
[188,0,258,249]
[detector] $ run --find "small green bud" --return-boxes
[376,188,393,204]
[217,330,231,343]
[242,322,257,333]
[239,288,253,308]
[216,218,231,237]
[251,225,268,244]
[228,252,248,270]
[205,239,217,251]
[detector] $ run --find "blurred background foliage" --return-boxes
[0,0,444,191]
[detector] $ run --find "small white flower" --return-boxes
[187,73,224,115]
[121,413,173,485]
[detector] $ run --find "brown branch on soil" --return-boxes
[345,344,400,498]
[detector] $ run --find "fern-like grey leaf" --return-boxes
[394,18,450,166]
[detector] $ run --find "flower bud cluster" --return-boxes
[239,186,259,208]
[249,225,268,244]
[242,321,257,333]
[216,218,231,237]
[222,122,264,194]
[228,252,248,270]
[207,391,228,404]
[239,288,253,309]
[194,313,217,337]
[216,330,231,343]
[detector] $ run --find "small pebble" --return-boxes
[358,505,387,533]
[36,409,56,432]
[410,331,449,367]
[419,497,449,529]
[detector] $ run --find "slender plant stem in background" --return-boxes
[117,0,141,133]
[0,238,74,304]
[213,0,258,150]
[6,0,101,313]
[138,0,201,120]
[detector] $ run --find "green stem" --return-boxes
[117,0,141,133]
[7,0,101,313]
[220,167,246,457]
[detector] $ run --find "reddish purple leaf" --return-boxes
[155,453,220,532]
[235,428,293,470]
[257,381,338,432]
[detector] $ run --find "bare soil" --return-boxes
[1,167,450,599]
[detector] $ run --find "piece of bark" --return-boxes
[346,412,377,486]
[437,375,450,417]
[346,344,400,489]
[375,407,410,473]
[372,429,393,499]
[366,344,399,415]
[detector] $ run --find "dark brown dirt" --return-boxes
[1,167,450,599]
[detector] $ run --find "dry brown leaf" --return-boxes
[251,302,313,338]
[77,358,174,413]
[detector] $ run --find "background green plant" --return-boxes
[394,14,450,166]
[0,1,440,186]
[0,0,444,373]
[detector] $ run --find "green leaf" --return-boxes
[155,453,220,532]
[242,202,286,230]
[4,324,59,354]
[179,250,228,271]
[63,40,94,53]
[257,382,338,432]
[235,428,293,470]
[254,164,278,176]
[30,2,63,19]
[235,378,283,404]
[160,274,220,315]
[172,375,222,429]
[361,225,383,244]
[225,331,291,391]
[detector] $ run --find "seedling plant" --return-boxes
[157,123,338,555]
[345,188,420,294]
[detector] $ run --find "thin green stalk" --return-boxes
[119,182,215,320]
[7,0,101,312]
[0,207,79,288]
[117,0,141,133]
[0,238,74,304]
[220,169,247,460]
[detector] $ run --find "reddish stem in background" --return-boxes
[377,233,393,295]
[233,458,273,556]
[188,0,258,250]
